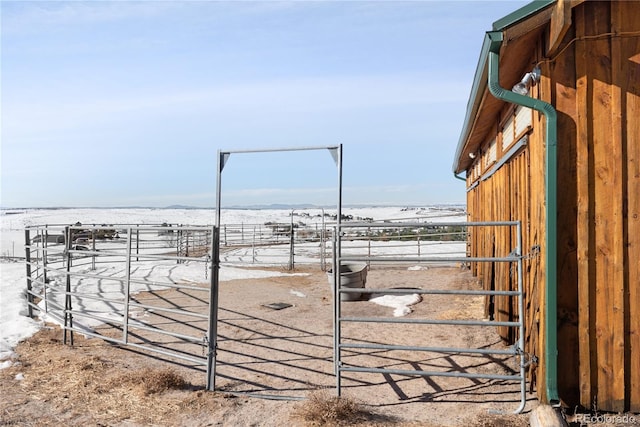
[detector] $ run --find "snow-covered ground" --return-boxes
[0,206,465,256]
[0,206,466,366]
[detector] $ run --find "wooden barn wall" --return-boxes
[465,0,639,411]
[561,0,639,413]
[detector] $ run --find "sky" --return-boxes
[0,0,529,208]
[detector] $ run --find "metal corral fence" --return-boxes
[24,223,216,366]
[218,216,468,270]
[331,221,527,414]
[22,218,526,412]
[22,219,472,365]
[218,221,331,270]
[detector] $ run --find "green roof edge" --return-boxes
[452,0,556,175]
[492,0,556,31]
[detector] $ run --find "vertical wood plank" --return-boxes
[548,0,573,56]
[497,165,509,341]
[626,62,640,413]
[609,2,631,412]
[549,16,580,407]
[574,4,595,409]
[617,0,640,412]
[528,84,547,401]
[590,1,625,412]
[505,164,514,343]
[520,147,538,387]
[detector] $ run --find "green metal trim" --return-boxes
[485,30,559,405]
[492,0,556,31]
[454,172,466,182]
[451,34,491,174]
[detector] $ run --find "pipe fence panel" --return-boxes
[216,218,468,270]
[332,221,528,414]
[25,223,217,366]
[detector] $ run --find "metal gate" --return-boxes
[332,220,528,414]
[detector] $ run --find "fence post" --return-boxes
[289,226,295,271]
[122,227,133,344]
[185,231,189,259]
[91,230,96,270]
[206,225,220,391]
[42,227,48,285]
[63,226,74,345]
[252,226,256,264]
[24,229,33,318]
[176,229,181,263]
[368,227,372,264]
[320,224,325,271]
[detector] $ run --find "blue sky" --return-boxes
[1,0,528,208]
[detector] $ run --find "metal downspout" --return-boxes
[454,172,466,182]
[485,31,560,405]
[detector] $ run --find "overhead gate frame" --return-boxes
[209,145,344,392]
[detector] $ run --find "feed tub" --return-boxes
[327,263,368,301]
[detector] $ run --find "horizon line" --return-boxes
[0,202,466,211]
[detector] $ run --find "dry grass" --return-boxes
[110,367,189,396]
[469,413,529,427]
[0,327,220,426]
[294,390,370,426]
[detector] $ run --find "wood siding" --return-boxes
[464,1,640,412]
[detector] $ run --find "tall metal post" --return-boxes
[208,149,227,391]
[332,144,343,396]
[206,225,220,391]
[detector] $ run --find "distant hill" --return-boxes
[2,203,466,211]
[225,203,321,210]
[164,205,210,210]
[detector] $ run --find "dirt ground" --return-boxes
[0,266,536,426]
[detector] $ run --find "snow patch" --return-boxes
[369,292,422,317]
